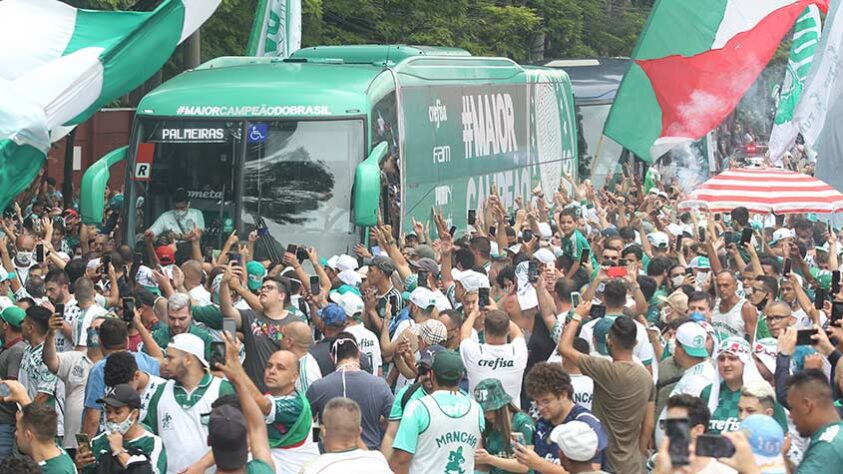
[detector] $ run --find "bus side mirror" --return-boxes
[81,146,128,226]
[353,142,387,227]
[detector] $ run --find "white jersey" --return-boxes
[55,297,80,352]
[459,337,528,403]
[297,353,322,393]
[713,298,748,340]
[410,394,483,474]
[299,449,392,474]
[345,323,383,374]
[155,377,223,474]
[570,373,594,411]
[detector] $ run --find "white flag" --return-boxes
[246,0,301,57]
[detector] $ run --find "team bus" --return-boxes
[81,45,578,257]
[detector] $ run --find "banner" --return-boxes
[768,5,822,164]
[246,0,302,57]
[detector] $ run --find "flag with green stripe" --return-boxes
[0,0,221,209]
[768,5,822,163]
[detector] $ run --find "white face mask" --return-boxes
[660,306,672,324]
[671,275,685,288]
[105,412,136,436]
[14,251,32,267]
[667,338,677,356]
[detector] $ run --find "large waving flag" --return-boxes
[768,5,822,164]
[246,0,302,57]
[604,0,829,162]
[0,0,221,209]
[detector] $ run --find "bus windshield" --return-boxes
[131,118,364,257]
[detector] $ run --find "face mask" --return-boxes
[667,338,677,356]
[87,328,100,348]
[14,251,32,267]
[660,307,672,324]
[755,296,768,312]
[671,275,685,288]
[106,412,136,435]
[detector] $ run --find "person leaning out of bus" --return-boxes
[144,188,205,241]
[474,378,535,473]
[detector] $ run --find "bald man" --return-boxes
[713,271,758,342]
[301,398,391,473]
[282,321,322,392]
[180,260,212,306]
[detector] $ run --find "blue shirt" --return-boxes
[84,351,160,410]
[534,404,608,467]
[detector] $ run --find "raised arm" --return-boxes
[219,264,244,330]
[43,314,62,375]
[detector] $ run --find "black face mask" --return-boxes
[755,296,768,312]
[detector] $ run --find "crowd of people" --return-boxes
[0,163,842,474]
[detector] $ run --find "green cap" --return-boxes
[1,306,25,329]
[473,378,512,411]
[593,317,614,356]
[431,350,464,383]
[246,261,267,291]
[810,267,832,290]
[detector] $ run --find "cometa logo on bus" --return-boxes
[461,93,517,159]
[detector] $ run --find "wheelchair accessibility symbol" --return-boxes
[247,123,268,143]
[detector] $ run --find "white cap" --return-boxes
[675,322,709,358]
[538,222,553,238]
[648,231,669,248]
[550,420,599,462]
[337,269,361,287]
[86,258,101,271]
[331,292,365,318]
[170,333,209,367]
[335,254,359,272]
[533,248,556,265]
[771,228,794,245]
[409,287,436,309]
[753,338,778,374]
[453,269,490,294]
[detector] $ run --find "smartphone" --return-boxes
[210,341,226,369]
[286,244,298,256]
[121,297,135,323]
[256,216,269,237]
[783,258,792,278]
[449,225,457,237]
[522,229,533,242]
[101,254,111,272]
[478,287,490,307]
[695,434,736,459]
[580,248,590,264]
[685,267,694,276]
[76,433,92,456]
[724,231,734,244]
[699,227,706,243]
[417,271,428,289]
[222,319,237,338]
[832,301,843,324]
[675,235,683,251]
[570,291,581,308]
[204,246,214,263]
[815,288,826,310]
[467,209,476,226]
[488,226,496,237]
[589,304,606,319]
[606,266,627,278]
[310,275,320,291]
[666,417,691,466]
[714,213,721,221]
[227,252,240,265]
[296,247,310,263]
[35,243,44,263]
[740,227,753,245]
[834,271,841,295]
[0,383,8,398]
[510,432,525,452]
[796,329,818,346]
[528,260,539,283]
[55,303,65,318]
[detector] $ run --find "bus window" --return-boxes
[242,120,364,259]
[371,92,401,235]
[134,120,240,249]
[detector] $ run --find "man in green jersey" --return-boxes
[788,370,843,472]
[76,384,167,473]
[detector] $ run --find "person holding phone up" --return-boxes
[473,378,534,474]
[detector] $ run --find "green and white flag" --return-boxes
[0,0,220,209]
[246,0,302,57]
[768,5,822,164]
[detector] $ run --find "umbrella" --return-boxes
[679,168,843,214]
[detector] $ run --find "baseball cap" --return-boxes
[675,322,709,358]
[63,208,79,219]
[208,404,248,471]
[648,231,669,249]
[418,344,446,366]
[246,261,267,291]
[369,255,396,275]
[533,248,556,265]
[741,414,786,472]
[155,246,175,266]
[550,420,600,462]
[409,257,440,277]
[335,254,359,272]
[408,244,436,260]
[135,265,160,295]
[658,290,689,314]
[86,258,101,271]
[770,228,794,245]
[453,269,490,294]
[320,303,348,327]
[96,384,141,409]
[688,256,711,269]
[474,378,512,411]
[431,350,464,383]
[409,287,436,309]
[538,222,553,239]
[0,306,25,329]
[0,266,17,283]
[592,317,613,356]
[331,292,364,319]
[337,269,362,287]
[411,319,447,346]
[170,333,209,367]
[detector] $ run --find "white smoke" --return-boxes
[668,143,708,197]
